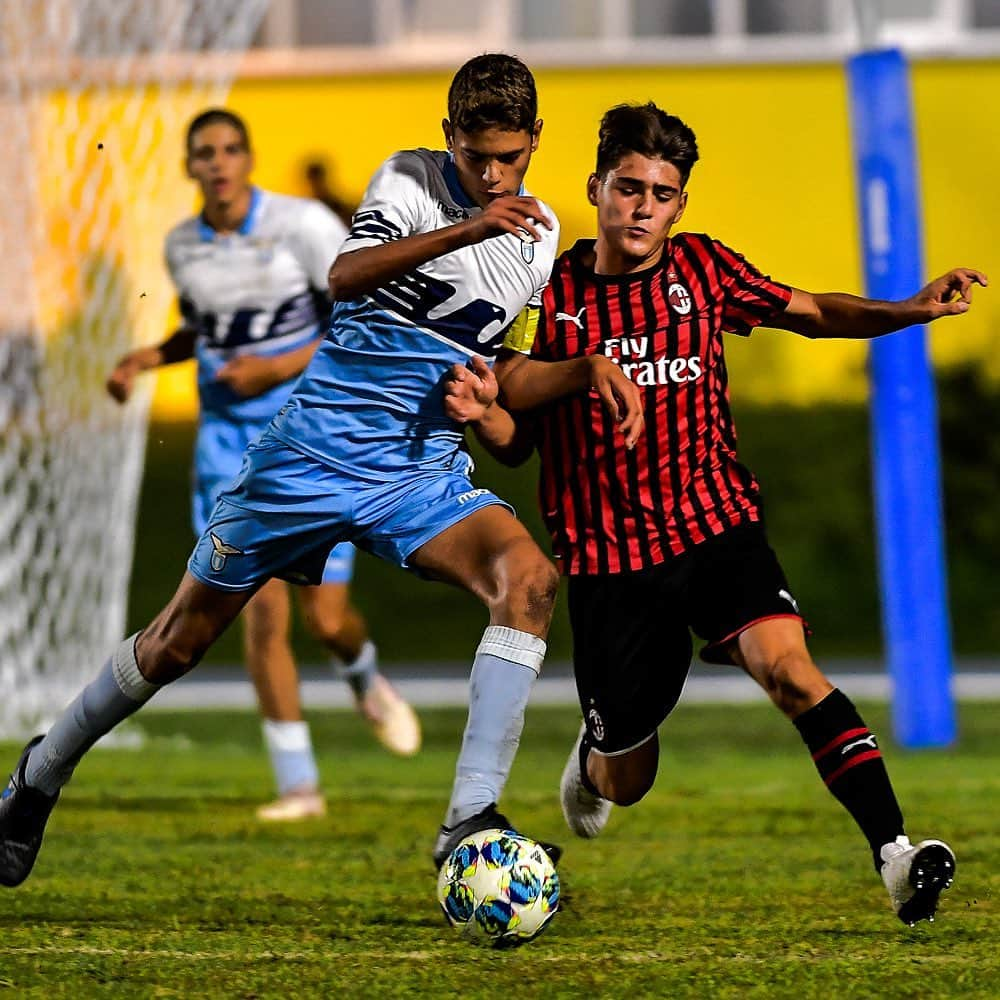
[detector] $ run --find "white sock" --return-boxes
[444,625,545,828]
[261,719,319,796]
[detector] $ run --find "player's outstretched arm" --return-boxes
[215,338,322,399]
[105,327,196,404]
[443,357,535,467]
[496,350,644,450]
[774,268,988,340]
[328,195,552,302]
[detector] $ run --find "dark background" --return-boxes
[127,364,999,665]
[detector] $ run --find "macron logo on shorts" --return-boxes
[456,488,489,506]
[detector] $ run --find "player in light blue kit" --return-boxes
[105,109,420,822]
[1,54,566,886]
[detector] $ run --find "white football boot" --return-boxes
[880,835,956,926]
[560,723,612,838]
[256,788,327,822]
[358,675,421,757]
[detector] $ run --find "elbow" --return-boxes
[327,261,361,302]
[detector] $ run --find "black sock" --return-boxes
[578,732,601,798]
[794,688,904,870]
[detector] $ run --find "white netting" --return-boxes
[0,0,269,737]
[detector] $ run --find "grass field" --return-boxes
[1,702,997,999]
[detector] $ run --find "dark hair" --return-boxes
[447,53,537,134]
[185,108,251,155]
[595,103,699,185]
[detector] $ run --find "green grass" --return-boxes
[2,702,997,998]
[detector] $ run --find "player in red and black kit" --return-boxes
[444,102,988,927]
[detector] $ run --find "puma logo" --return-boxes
[841,734,878,754]
[555,307,586,330]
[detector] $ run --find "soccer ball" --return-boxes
[436,828,560,947]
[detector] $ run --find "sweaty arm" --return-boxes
[443,357,535,467]
[214,336,322,399]
[328,194,551,301]
[106,326,196,404]
[495,327,644,450]
[774,268,988,339]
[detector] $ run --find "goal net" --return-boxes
[0,0,269,738]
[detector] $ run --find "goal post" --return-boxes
[0,0,269,738]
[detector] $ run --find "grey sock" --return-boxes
[444,625,546,828]
[333,640,377,700]
[25,633,160,795]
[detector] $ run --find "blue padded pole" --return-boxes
[846,48,956,747]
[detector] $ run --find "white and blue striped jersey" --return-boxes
[270,148,560,478]
[164,187,347,422]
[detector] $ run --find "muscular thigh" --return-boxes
[569,563,693,755]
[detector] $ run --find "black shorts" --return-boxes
[567,523,806,755]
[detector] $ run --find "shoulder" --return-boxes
[376,148,443,187]
[163,216,201,265]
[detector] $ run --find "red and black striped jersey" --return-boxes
[529,235,792,575]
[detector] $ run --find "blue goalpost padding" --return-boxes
[846,48,956,747]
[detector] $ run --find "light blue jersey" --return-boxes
[188,150,560,589]
[167,187,356,584]
[270,149,560,478]
[165,186,347,424]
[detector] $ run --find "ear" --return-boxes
[674,188,689,223]
[184,155,195,180]
[530,119,543,152]
[587,172,600,207]
[442,119,454,152]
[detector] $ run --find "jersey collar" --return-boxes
[197,186,262,242]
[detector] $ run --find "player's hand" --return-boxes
[215,355,281,398]
[910,268,988,320]
[106,354,144,404]
[588,356,644,449]
[468,196,552,244]
[443,356,498,423]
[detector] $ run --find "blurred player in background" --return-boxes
[303,158,356,229]
[105,108,420,822]
[446,102,986,926]
[0,54,565,890]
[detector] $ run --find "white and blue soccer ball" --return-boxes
[436,828,560,947]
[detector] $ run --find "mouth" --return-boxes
[625,226,649,238]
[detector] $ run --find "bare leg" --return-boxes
[298,582,421,755]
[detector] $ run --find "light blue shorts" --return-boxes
[187,428,509,592]
[191,419,357,587]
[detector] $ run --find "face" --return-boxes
[588,153,688,271]
[442,121,542,209]
[186,121,253,208]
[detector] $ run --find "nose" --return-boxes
[634,193,654,219]
[482,160,501,185]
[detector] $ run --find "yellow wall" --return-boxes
[152,59,1000,418]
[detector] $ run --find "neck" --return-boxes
[592,234,666,276]
[203,186,253,234]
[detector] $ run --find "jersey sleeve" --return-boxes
[712,238,792,337]
[340,151,435,252]
[292,200,349,291]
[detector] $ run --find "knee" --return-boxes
[600,768,656,807]
[301,605,347,645]
[503,552,559,626]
